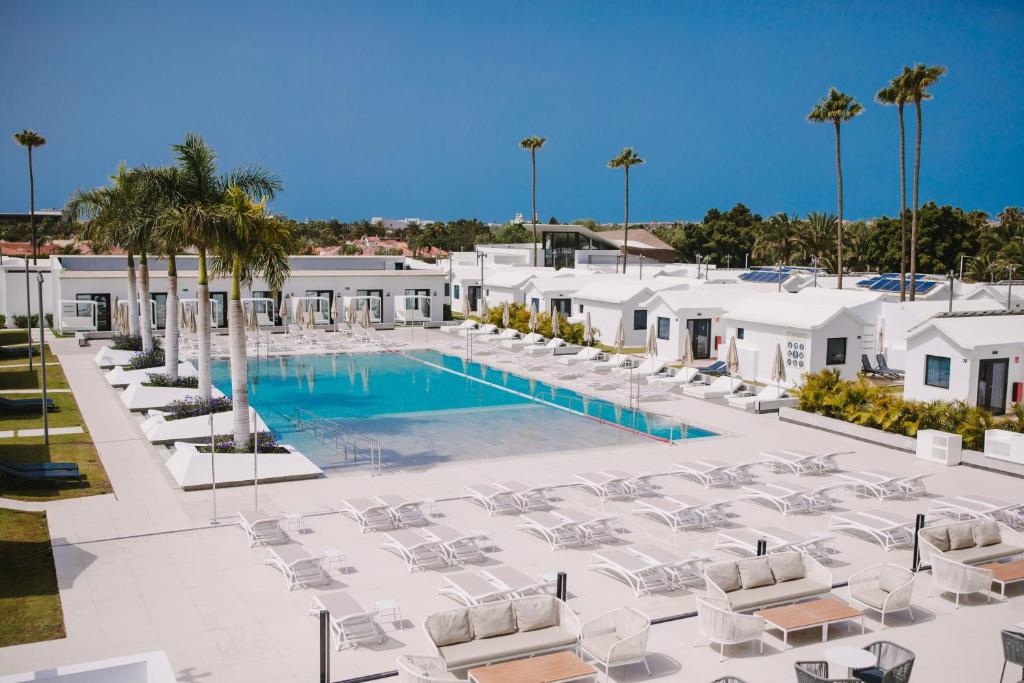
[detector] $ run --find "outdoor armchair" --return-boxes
[580,606,652,680]
[927,554,994,607]
[1001,629,1024,683]
[852,640,915,683]
[396,655,458,682]
[847,564,915,628]
[694,596,764,661]
[794,661,860,683]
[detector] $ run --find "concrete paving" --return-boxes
[0,328,1020,682]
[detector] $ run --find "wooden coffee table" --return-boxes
[468,651,596,683]
[755,597,864,649]
[979,559,1024,599]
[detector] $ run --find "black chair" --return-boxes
[852,641,915,683]
[0,459,80,474]
[0,462,81,482]
[0,396,57,413]
[711,678,748,683]
[795,661,860,683]
[861,354,883,377]
[701,360,729,376]
[875,354,905,379]
[1003,630,1024,683]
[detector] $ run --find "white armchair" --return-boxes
[928,554,994,607]
[396,655,458,683]
[580,607,651,680]
[847,563,915,628]
[695,596,765,661]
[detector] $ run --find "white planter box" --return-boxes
[984,429,1024,465]
[106,361,196,387]
[120,383,225,412]
[165,441,322,490]
[916,429,962,466]
[93,345,140,368]
[141,408,269,444]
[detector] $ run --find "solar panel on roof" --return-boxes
[740,270,788,283]
[857,277,881,287]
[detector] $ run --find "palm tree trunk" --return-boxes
[197,248,212,403]
[138,252,153,352]
[834,121,844,290]
[531,151,538,266]
[910,100,922,301]
[28,147,36,265]
[622,166,630,273]
[898,103,907,302]
[126,252,140,336]
[164,255,179,381]
[228,260,250,446]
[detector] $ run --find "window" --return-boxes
[578,304,584,314]
[633,309,647,331]
[657,317,670,340]
[737,328,745,340]
[454,284,461,299]
[925,355,951,389]
[825,337,847,365]
[444,283,450,297]
[530,297,540,312]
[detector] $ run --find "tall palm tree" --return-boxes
[519,136,546,266]
[161,133,281,403]
[753,212,799,265]
[213,187,294,445]
[876,74,912,300]
[901,63,947,300]
[148,167,187,381]
[807,88,863,289]
[795,212,839,273]
[607,147,645,273]
[13,130,46,265]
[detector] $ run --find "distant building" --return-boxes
[0,209,69,224]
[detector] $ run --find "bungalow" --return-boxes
[571,278,688,348]
[718,297,869,385]
[522,276,595,317]
[902,310,1024,415]
[643,287,750,362]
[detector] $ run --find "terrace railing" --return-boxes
[288,407,383,476]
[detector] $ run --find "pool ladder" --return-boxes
[289,408,384,476]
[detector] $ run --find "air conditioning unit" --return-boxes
[915,429,962,466]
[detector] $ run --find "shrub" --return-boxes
[797,370,1021,450]
[125,349,165,370]
[144,373,199,388]
[44,313,53,328]
[13,314,39,329]
[197,431,287,454]
[111,334,143,351]
[481,302,594,345]
[165,395,232,421]
[0,314,7,328]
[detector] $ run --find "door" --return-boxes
[355,289,383,322]
[304,289,333,315]
[977,358,1009,415]
[550,298,571,318]
[210,292,228,327]
[76,293,110,332]
[150,292,167,329]
[466,286,482,312]
[404,288,430,320]
[686,318,712,359]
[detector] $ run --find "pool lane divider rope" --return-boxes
[388,349,673,444]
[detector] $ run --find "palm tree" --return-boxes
[213,187,294,445]
[519,137,546,266]
[148,167,187,381]
[13,130,46,265]
[795,212,839,273]
[607,147,645,272]
[876,74,912,300]
[753,212,799,265]
[807,88,863,288]
[901,63,947,300]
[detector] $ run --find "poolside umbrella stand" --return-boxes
[502,303,510,329]
[614,319,625,355]
[347,299,357,326]
[726,336,740,391]
[529,304,538,335]
[550,309,560,339]
[645,324,658,358]
[461,292,471,319]
[330,297,338,330]
[360,302,372,329]
[681,328,694,368]
[583,311,593,347]
[771,342,785,396]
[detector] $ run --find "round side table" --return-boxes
[826,646,875,677]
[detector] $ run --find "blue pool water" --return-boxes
[211,351,715,467]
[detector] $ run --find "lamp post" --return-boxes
[695,253,702,279]
[1008,266,1017,311]
[811,255,820,288]
[476,251,486,315]
[947,271,954,313]
[36,272,48,444]
[25,257,32,371]
[777,261,783,293]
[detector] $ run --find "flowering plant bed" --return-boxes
[143,373,199,388]
[196,431,288,454]
[125,349,165,370]
[165,396,232,421]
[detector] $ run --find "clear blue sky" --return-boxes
[2,1,1021,223]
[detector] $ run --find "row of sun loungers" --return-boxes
[588,544,711,596]
[674,460,756,488]
[928,494,1024,527]
[828,509,916,551]
[632,494,731,531]
[759,449,843,476]
[463,482,552,515]
[338,495,428,532]
[439,567,554,605]
[517,507,618,550]
[838,470,931,499]
[714,527,835,560]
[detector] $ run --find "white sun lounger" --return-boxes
[237,509,286,547]
[649,366,700,387]
[374,494,428,526]
[338,498,395,533]
[632,498,704,532]
[673,460,733,488]
[663,493,731,526]
[750,526,835,560]
[265,544,328,590]
[498,481,551,510]
[592,353,638,372]
[892,473,931,497]
[478,328,522,343]
[551,507,618,544]
[309,591,386,649]
[444,320,478,334]
[438,572,512,606]
[557,347,606,365]
[517,511,586,550]
[379,529,448,572]
[828,510,915,551]
[760,451,831,476]
[480,566,553,597]
[740,483,812,515]
[782,449,846,473]
[464,483,523,515]
[683,376,742,399]
[421,525,487,564]
[588,548,673,596]
[618,357,667,378]
[573,472,630,501]
[600,469,659,497]
[928,495,1020,525]
[728,385,792,411]
[713,528,801,557]
[627,544,711,588]
[837,471,905,500]
[500,332,544,349]
[767,478,844,511]
[523,337,566,355]
[956,495,1024,527]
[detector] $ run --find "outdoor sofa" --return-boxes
[703,550,833,612]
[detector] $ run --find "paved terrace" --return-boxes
[0,328,1020,682]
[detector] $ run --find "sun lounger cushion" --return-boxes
[736,557,775,590]
[438,627,577,669]
[705,562,741,593]
[470,602,516,639]
[768,552,805,583]
[513,595,558,632]
[854,586,890,610]
[947,523,976,550]
[944,542,1022,565]
[920,527,949,552]
[727,578,831,612]
[426,610,473,647]
[878,565,907,593]
[974,519,1001,546]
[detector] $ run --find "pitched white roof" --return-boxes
[525,277,591,294]
[642,286,753,312]
[483,269,539,288]
[573,280,652,304]
[911,312,1024,349]
[721,296,866,329]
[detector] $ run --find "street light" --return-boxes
[1008,265,1017,311]
[811,255,820,288]
[695,253,702,279]
[36,271,48,445]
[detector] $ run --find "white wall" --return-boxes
[1,265,53,324]
[574,298,647,348]
[645,300,725,361]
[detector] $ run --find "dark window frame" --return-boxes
[825,337,847,365]
[657,317,670,340]
[633,309,648,331]
[924,354,951,389]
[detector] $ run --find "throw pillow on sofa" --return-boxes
[920,527,949,552]
[736,557,775,590]
[974,519,1001,547]
[878,565,907,593]
[513,596,558,632]
[426,609,473,646]
[768,552,805,583]
[947,523,976,551]
[705,562,741,592]
[469,602,516,639]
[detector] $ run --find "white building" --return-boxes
[903,310,1024,415]
[0,256,53,324]
[522,276,595,317]
[570,278,688,348]
[644,287,752,362]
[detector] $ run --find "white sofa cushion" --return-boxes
[768,552,805,583]
[438,626,576,668]
[426,609,473,647]
[947,524,976,551]
[706,562,741,593]
[878,565,907,593]
[513,595,558,632]
[727,578,830,612]
[921,527,949,552]
[944,542,1022,565]
[469,602,516,639]
[736,557,775,590]
[974,520,1001,547]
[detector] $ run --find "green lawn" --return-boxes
[0,509,65,647]
[0,330,30,345]
[0,361,69,390]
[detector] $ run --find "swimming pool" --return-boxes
[211,350,715,467]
